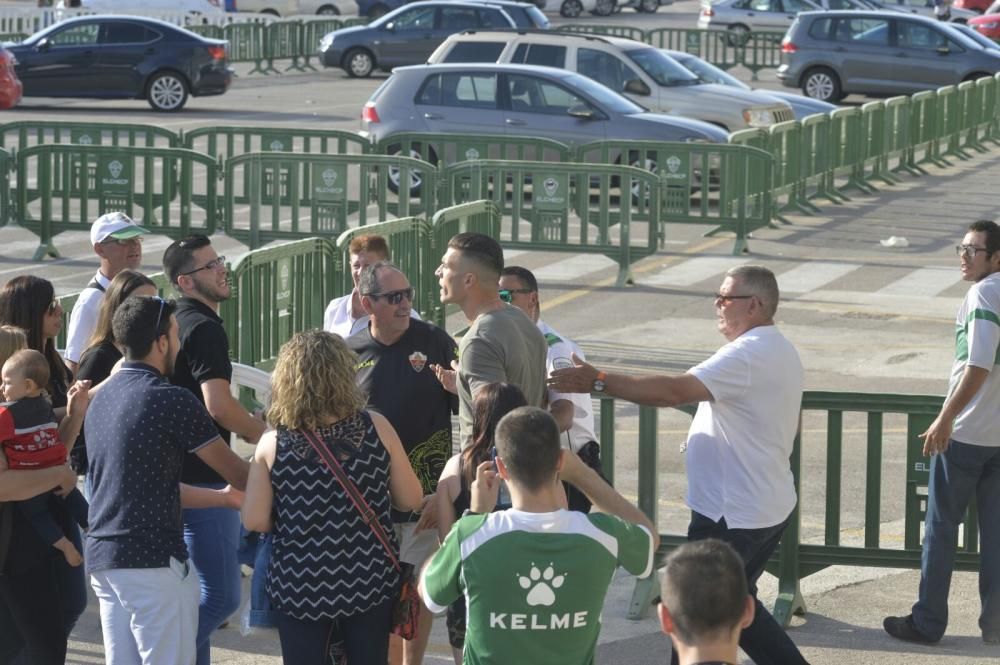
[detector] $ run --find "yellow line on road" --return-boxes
[543,237,731,312]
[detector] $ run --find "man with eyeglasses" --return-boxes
[346,261,458,665]
[885,219,1000,646]
[549,264,809,665]
[432,233,547,447]
[162,235,267,665]
[498,266,603,513]
[64,212,149,375]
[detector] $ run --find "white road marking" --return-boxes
[778,262,859,295]
[877,267,959,297]
[531,254,618,282]
[644,256,749,287]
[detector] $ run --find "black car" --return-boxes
[7,16,232,111]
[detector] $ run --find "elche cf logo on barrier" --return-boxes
[663,155,687,180]
[313,164,346,201]
[101,157,130,189]
[78,134,93,146]
[543,178,559,198]
[322,168,338,188]
[464,147,480,161]
[269,140,285,151]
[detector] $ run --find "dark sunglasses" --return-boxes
[365,287,414,305]
[499,288,534,304]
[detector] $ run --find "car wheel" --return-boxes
[316,4,340,13]
[343,48,375,78]
[637,0,659,12]
[592,0,615,16]
[725,24,751,47]
[369,3,390,18]
[561,0,583,17]
[386,144,436,196]
[802,67,841,103]
[146,71,188,112]
[260,8,280,16]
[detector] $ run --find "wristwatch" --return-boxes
[592,371,607,393]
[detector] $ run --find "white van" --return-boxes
[428,30,795,130]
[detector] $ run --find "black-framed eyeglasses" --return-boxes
[152,296,167,332]
[956,244,989,259]
[179,255,226,276]
[364,287,414,305]
[101,236,143,246]
[715,293,755,303]
[499,288,534,304]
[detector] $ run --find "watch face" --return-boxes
[593,379,605,393]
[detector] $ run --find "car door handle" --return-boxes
[895,51,908,57]
[747,11,755,15]
[506,118,526,126]
[145,48,156,55]
[835,46,846,52]
[423,112,442,119]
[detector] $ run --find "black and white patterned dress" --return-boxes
[266,411,400,621]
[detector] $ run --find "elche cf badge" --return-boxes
[409,351,427,373]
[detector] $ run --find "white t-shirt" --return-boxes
[950,272,1000,447]
[64,271,111,364]
[686,325,803,529]
[323,291,420,339]
[538,320,597,452]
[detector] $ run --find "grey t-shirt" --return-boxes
[458,305,548,446]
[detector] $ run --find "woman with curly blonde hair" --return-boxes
[242,330,422,665]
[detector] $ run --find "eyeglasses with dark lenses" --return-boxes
[714,293,755,303]
[956,244,988,259]
[498,288,534,304]
[179,255,227,276]
[366,287,414,305]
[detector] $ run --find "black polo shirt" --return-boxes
[85,363,220,573]
[347,319,458,522]
[172,296,233,485]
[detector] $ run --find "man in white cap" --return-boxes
[64,212,148,374]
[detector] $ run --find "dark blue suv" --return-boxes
[356,0,547,21]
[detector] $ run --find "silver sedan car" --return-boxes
[698,0,823,45]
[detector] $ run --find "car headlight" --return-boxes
[979,22,999,28]
[743,108,774,128]
[320,34,334,51]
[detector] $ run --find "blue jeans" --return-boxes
[669,511,810,665]
[183,487,242,665]
[275,595,394,665]
[912,440,1000,640]
[237,528,280,630]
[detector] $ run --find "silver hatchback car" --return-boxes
[360,63,730,147]
[698,0,822,45]
[777,10,1000,101]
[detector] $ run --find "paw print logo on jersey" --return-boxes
[518,564,565,607]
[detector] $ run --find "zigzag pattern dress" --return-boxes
[266,411,400,621]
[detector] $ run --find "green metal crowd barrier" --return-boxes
[17,144,219,260]
[441,159,660,286]
[373,132,573,175]
[577,140,773,255]
[223,22,270,74]
[224,152,436,248]
[0,147,9,226]
[300,18,343,69]
[264,20,309,73]
[227,237,343,370]
[183,126,368,165]
[0,120,180,160]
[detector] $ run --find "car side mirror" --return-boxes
[35,37,50,52]
[568,104,595,120]
[384,22,395,32]
[623,78,651,96]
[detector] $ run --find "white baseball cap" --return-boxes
[90,212,149,246]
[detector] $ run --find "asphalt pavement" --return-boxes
[1,2,998,663]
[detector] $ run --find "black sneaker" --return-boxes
[883,615,938,645]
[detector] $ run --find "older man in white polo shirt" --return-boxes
[548,264,808,665]
[64,212,148,373]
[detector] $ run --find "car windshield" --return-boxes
[672,53,749,89]
[560,71,645,113]
[625,48,701,87]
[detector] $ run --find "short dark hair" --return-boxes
[661,539,748,645]
[500,266,538,293]
[358,261,403,297]
[495,406,561,491]
[113,296,176,360]
[162,235,211,285]
[448,233,504,280]
[3,349,50,389]
[968,220,1000,256]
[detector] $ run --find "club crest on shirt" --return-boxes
[409,351,428,373]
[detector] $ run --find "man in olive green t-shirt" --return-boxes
[431,232,547,446]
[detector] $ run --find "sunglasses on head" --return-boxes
[365,287,414,305]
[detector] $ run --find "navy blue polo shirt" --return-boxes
[84,362,221,573]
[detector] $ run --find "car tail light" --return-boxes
[362,102,380,124]
[208,0,221,6]
[781,40,798,54]
[207,45,226,61]
[701,7,714,16]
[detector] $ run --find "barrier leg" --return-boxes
[628,574,659,620]
[31,240,59,261]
